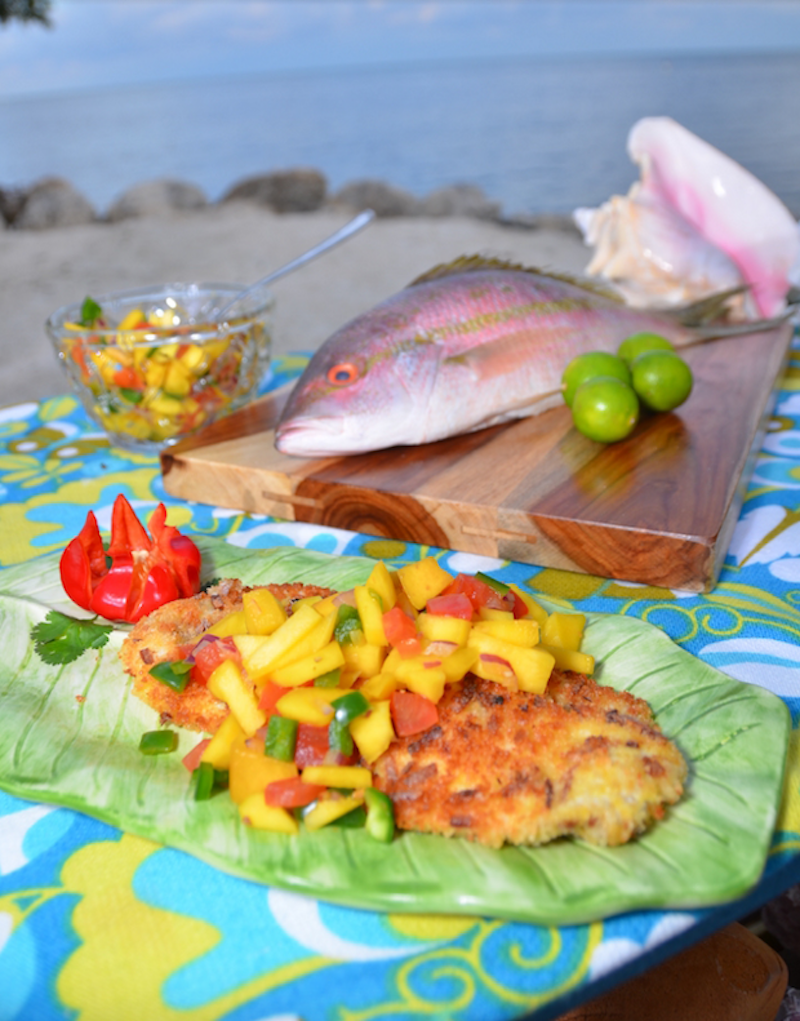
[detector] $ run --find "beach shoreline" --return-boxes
[0,203,589,409]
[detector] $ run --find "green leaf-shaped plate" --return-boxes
[0,539,790,925]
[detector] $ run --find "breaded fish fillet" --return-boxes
[370,671,687,848]
[119,579,333,733]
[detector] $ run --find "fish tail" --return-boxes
[672,287,749,326]
[664,286,796,342]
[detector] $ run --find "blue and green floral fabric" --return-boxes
[1,344,799,1021]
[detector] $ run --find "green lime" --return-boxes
[561,351,631,408]
[571,377,640,443]
[617,332,675,366]
[630,350,693,412]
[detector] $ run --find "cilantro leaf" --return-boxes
[31,610,113,666]
[79,295,103,327]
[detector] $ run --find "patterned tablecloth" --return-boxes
[1,346,799,1021]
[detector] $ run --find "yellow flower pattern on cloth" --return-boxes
[1,345,799,1020]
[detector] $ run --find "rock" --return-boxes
[15,177,96,230]
[498,211,583,234]
[419,183,501,220]
[106,178,207,221]
[331,179,420,218]
[0,185,27,226]
[222,168,327,212]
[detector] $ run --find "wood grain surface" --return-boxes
[161,322,794,592]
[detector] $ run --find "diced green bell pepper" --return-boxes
[364,787,395,842]
[334,604,363,645]
[149,659,193,692]
[138,729,178,755]
[264,715,298,762]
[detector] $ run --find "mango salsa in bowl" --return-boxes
[47,283,274,451]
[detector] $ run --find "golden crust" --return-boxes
[370,671,688,848]
[119,579,334,733]
[120,583,687,849]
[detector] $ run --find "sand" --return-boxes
[0,203,589,409]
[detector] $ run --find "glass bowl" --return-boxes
[46,282,274,452]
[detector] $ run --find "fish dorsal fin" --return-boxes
[407,255,626,302]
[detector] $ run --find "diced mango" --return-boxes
[539,645,595,675]
[507,646,555,693]
[349,700,395,764]
[200,712,244,770]
[243,588,287,635]
[467,630,554,694]
[274,686,353,726]
[207,659,266,736]
[205,609,248,638]
[403,665,447,703]
[236,603,323,681]
[542,613,586,652]
[303,795,364,831]
[267,611,338,672]
[440,646,479,682]
[354,585,387,645]
[417,612,471,647]
[179,344,207,371]
[477,607,514,622]
[228,737,297,804]
[341,641,385,680]
[382,648,402,675]
[365,561,396,613]
[358,672,400,701]
[118,308,147,331]
[472,618,540,648]
[396,558,454,610]
[471,653,517,688]
[163,360,192,397]
[148,394,184,417]
[269,640,346,688]
[144,360,168,390]
[393,654,446,682]
[312,594,339,617]
[301,765,372,789]
[238,794,299,834]
[508,584,549,625]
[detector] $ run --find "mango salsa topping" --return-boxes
[175,558,593,841]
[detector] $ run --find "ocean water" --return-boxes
[2,51,799,217]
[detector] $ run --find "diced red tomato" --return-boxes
[294,723,357,767]
[190,636,240,686]
[112,365,145,391]
[390,690,439,737]
[425,592,474,620]
[257,680,289,714]
[182,738,211,772]
[509,590,528,619]
[263,776,326,808]
[441,573,510,613]
[382,605,422,658]
[294,723,331,767]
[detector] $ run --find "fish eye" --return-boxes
[326,362,360,386]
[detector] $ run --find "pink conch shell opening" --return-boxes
[574,117,800,319]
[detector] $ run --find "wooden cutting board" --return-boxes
[161,322,794,592]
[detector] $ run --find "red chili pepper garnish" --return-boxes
[59,494,202,623]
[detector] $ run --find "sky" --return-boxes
[1,1,800,99]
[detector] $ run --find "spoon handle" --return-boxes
[215,209,375,321]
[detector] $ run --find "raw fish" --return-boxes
[574,117,800,319]
[275,258,734,458]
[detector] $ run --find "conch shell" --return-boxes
[574,117,800,319]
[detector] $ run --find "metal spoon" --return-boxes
[211,208,375,322]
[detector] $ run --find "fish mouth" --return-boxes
[275,417,371,458]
